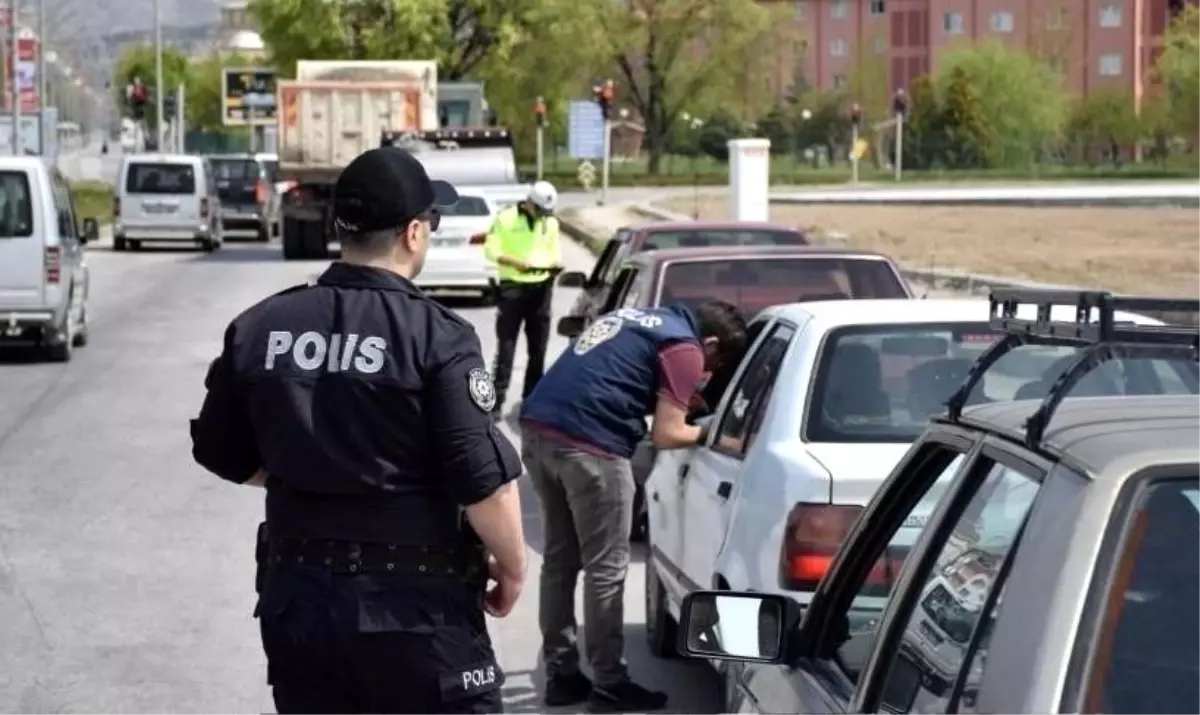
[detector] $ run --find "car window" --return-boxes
[714,324,793,457]
[602,242,633,286]
[641,228,807,247]
[876,459,1041,714]
[126,162,196,194]
[51,175,76,240]
[210,159,261,180]
[440,196,491,217]
[588,240,622,286]
[602,269,636,312]
[658,257,907,319]
[1087,478,1199,714]
[0,171,33,238]
[620,270,643,308]
[805,323,1199,444]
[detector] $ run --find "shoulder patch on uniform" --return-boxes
[468,367,497,412]
[573,315,623,356]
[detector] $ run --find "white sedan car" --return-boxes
[414,192,499,300]
[643,297,1191,703]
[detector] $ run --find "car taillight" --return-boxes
[200,198,210,218]
[113,197,121,218]
[469,233,486,245]
[255,180,269,204]
[779,502,908,594]
[45,246,61,284]
[285,185,311,204]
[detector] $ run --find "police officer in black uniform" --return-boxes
[190,146,529,714]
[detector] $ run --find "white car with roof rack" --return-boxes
[642,297,1197,698]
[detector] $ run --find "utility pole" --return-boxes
[153,0,163,151]
[35,0,43,154]
[9,0,20,155]
[592,79,614,206]
[892,89,908,183]
[175,83,184,152]
[534,95,546,181]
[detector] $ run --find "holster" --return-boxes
[255,521,268,593]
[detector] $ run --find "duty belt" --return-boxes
[267,538,484,579]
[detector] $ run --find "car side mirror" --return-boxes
[557,271,587,288]
[81,217,99,242]
[677,591,797,664]
[557,315,586,338]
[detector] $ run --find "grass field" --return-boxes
[71,181,113,225]
[655,194,1200,297]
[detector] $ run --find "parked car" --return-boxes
[672,289,1199,714]
[114,153,223,252]
[557,221,811,331]
[209,153,277,242]
[0,156,99,361]
[559,244,914,541]
[413,192,499,300]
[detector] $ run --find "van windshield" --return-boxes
[126,163,196,194]
[0,171,33,237]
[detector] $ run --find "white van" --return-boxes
[114,153,223,252]
[0,156,99,361]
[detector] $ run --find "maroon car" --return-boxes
[557,220,811,326]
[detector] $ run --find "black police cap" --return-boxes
[332,147,459,234]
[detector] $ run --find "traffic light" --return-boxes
[534,96,547,129]
[849,102,863,128]
[892,89,909,117]
[592,79,614,121]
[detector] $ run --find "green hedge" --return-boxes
[71,180,114,224]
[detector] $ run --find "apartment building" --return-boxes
[762,0,1193,108]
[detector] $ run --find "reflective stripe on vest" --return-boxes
[484,206,560,283]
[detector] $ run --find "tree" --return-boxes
[583,0,770,173]
[1154,3,1199,142]
[899,74,944,170]
[845,45,890,121]
[1066,90,1140,165]
[113,44,192,131]
[937,66,992,169]
[936,41,1068,167]
[248,0,539,80]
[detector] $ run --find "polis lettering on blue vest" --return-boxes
[264,331,386,374]
[461,664,497,690]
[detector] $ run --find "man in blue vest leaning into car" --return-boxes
[519,300,747,713]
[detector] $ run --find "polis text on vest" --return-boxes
[264,331,387,374]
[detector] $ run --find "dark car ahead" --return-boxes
[208,154,278,242]
[557,244,914,541]
[559,221,811,329]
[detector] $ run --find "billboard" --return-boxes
[221,67,276,126]
[3,36,39,114]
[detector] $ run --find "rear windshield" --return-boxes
[0,171,32,237]
[805,322,1200,443]
[641,229,805,250]
[658,257,907,317]
[210,159,262,181]
[126,162,196,194]
[440,196,490,217]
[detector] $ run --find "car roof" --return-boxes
[0,156,48,171]
[631,245,893,266]
[947,395,1199,481]
[125,153,201,164]
[758,298,1166,327]
[635,220,802,234]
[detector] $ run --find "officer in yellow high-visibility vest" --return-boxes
[483,180,563,419]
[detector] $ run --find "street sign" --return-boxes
[221,67,277,127]
[3,37,39,113]
[567,100,604,160]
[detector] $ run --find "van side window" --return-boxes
[51,175,77,239]
[0,171,33,237]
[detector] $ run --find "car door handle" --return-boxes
[678,464,690,480]
[717,482,732,499]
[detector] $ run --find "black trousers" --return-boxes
[256,564,505,714]
[492,279,553,406]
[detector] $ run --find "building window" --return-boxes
[794,1,805,20]
[830,38,848,56]
[874,36,888,53]
[1100,4,1123,27]
[833,74,848,89]
[990,11,1014,32]
[831,0,849,19]
[943,12,964,34]
[1099,53,1123,75]
[1046,7,1068,28]
[870,0,886,15]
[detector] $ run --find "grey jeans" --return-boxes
[520,429,634,687]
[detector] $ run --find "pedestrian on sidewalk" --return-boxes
[482,180,563,419]
[518,300,747,713]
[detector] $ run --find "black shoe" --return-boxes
[586,680,668,713]
[545,671,592,707]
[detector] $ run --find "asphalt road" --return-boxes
[0,200,721,712]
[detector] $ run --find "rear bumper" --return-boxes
[221,208,270,234]
[117,221,212,242]
[0,310,57,344]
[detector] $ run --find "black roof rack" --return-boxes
[945,288,1199,449]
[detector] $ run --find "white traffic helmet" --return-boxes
[528,181,558,212]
